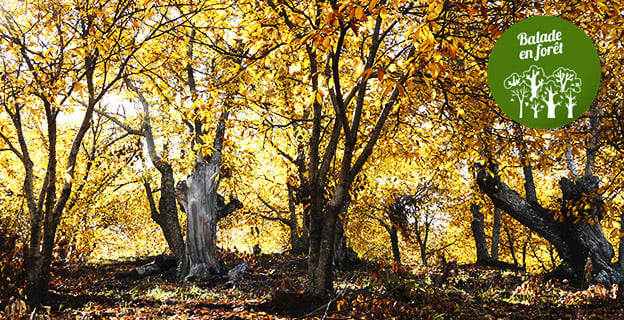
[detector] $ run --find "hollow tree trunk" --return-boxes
[475,163,624,285]
[176,159,242,281]
[470,204,491,263]
[178,161,220,280]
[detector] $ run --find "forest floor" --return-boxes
[3,252,624,319]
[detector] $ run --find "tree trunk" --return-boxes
[178,161,221,280]
[470,204,491,263]
[389,226,401,264]
[125,78,186,270]
[309,204,339,297]
[618,210,624,271]
[504,223,519,266]
[24,257,47,305]
[144,161,185,264]
[332,211,359,269]
[307,185,323,277]
[475,162,624,285]
[291,231,309,255]
[24,220,56,306]
[491,207,501,261]
[288,184,308,255]
[176,160,242,281]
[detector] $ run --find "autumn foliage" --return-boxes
[2,0,624,318]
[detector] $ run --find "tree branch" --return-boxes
[125,77,161,165]
[350,46,415,176]
[143,179,161,223]
[93,108,144,136]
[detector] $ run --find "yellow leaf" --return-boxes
[368,0,380,12]
[316,91,323,104]
[361,67,374,80]
[380,7,387,20]
[355,7,365,20]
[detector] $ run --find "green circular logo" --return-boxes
[488,16,601,129]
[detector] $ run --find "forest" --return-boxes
[1,0,624,319]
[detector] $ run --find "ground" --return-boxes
[2,252,624,319]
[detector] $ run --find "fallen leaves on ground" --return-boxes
[3,254,624,319]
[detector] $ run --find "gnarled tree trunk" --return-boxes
[175,89,242,280]
[177,161,221,280]
[176,161,242,280]
[475,162,623,285]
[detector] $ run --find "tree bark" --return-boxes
[470,204,491,263]
[288,184,309,254]
[125,78,185,266]
[491,207,502,261]
[143,162,185,261]
[389,226,401,264]
[475,162,624,285]
[332,210,359,269]
[309,203,340,297]
[178,161,221,280]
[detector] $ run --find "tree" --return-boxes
[0,0,158,305]
[562,89,578,119]
[164,18,246,280]
[551,67,581,94]
[473,114,623,285]
[96,77,187,271]
[387,188,445,266]
[238,0,494,297]
[255,184,310,254]
[94,2,250,280]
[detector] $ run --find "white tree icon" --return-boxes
[562,89,577,118]
[529,99,544,118]
[523,65,545,100]
[539,80,561,119]
[504,73,529,118]
[552,67,582,93]
[503,65,582,119]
